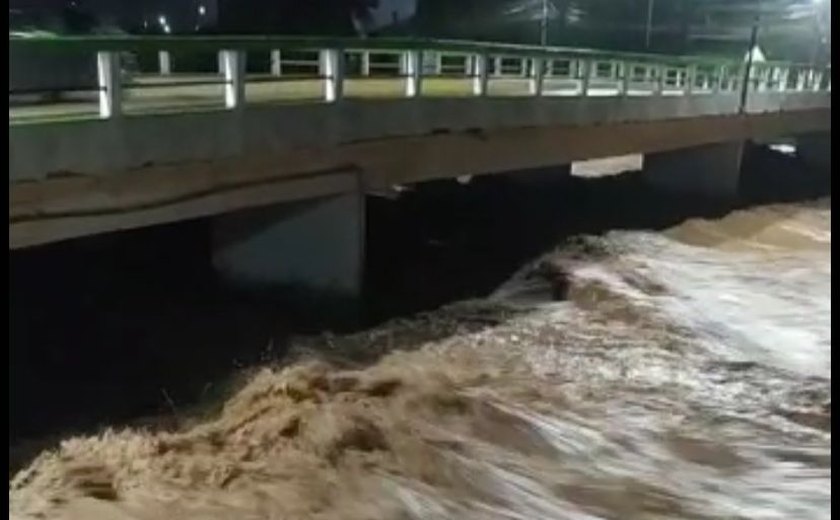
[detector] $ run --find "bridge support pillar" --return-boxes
[212,192,365,305]
[796,132,831,175]
[644,142,744,199]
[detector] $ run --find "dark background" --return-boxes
[9,0,832,62]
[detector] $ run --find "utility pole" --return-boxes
[540,0,549,46]
[739,9,760,114]
[645,0,655,49]
[810,1,826,67]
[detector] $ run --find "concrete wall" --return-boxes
[211,191,365,297]
[9,91,830,182]
[644,141,745,199]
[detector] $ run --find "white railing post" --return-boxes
[529,57,545,96]
[463,55,473,76]
[685,64,697,95]
[434,52,442,75]
[812,70,823,91]
[493,56,503,77]
[405,49,423,98]
[758,66,769,91]
[322,49,344,102]
[158,50,171,75]
[620,61,631,96]
[221,49,246,110]
[579,59,591,97]
[360,51,371,76]
[317,51,326,76]
[398,52,408,75]
[777,67,788,92]
[97,51,122,119]
[652,65,664,96]
[270,50,282,77]
[472,53,489,96]
[715,65,726,93]
[520,58,529,78]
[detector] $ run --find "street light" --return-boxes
[158,14,171,34]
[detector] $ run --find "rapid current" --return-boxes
[10,196,830,520]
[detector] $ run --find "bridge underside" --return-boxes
[9,107,830,250]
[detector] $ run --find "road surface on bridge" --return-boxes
[9,74,688,124]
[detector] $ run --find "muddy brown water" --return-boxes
[10,195,830,519]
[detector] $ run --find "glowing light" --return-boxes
[198,5,206,16]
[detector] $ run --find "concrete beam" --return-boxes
[212,191,365,299]
[644,141,744,199]
[10,109,829,249]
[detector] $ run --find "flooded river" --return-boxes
[10,197,830,520]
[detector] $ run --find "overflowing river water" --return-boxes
[9,195,830,520]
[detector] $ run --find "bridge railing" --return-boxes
[9,36,831,121]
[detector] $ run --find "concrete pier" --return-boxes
[211,192,365,301]
[644,142,745,199]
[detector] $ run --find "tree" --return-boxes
[216,0,379,35]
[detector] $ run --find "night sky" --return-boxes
[8,0,829,61]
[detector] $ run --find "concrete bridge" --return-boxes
[9,36,831,297]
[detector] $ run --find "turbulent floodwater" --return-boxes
[10,199,831,520]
